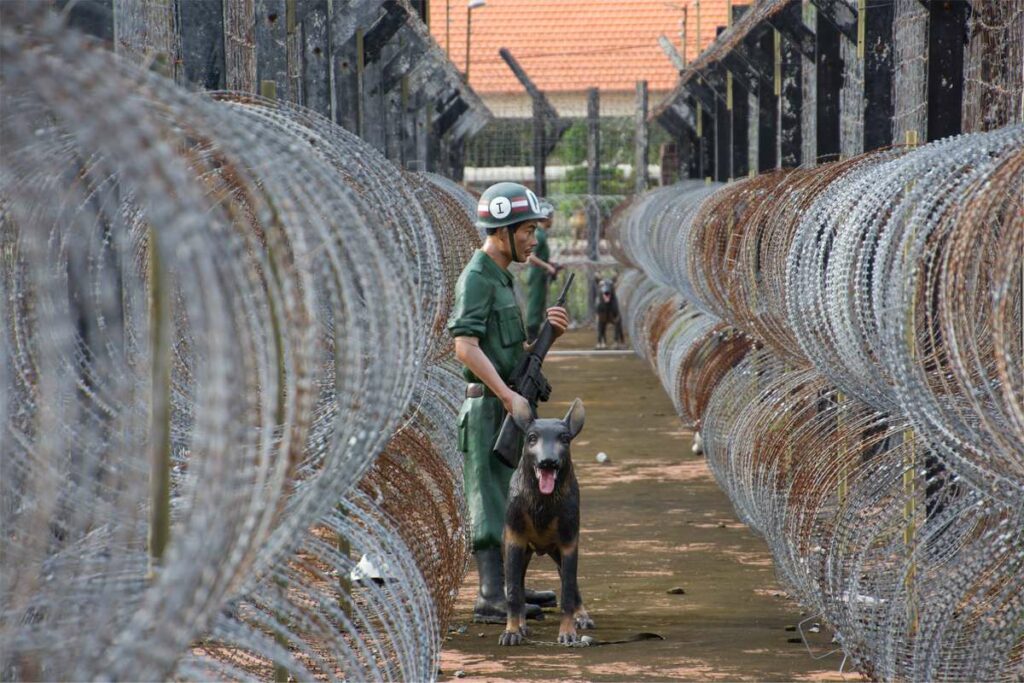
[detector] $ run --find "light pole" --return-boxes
[465,0,485,80]
[680,8,688,66]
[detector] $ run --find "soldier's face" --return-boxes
[511,222,538,263]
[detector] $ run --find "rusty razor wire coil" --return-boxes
[618,277,1024,681]
[615,128,1024,500]
[613,123,1024,679]
[182,360,471,681]
[1,9,477,681]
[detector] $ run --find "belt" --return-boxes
[466,383,496,399]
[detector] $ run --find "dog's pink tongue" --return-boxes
[537,469,556,495]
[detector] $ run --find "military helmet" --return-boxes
[538,200,555,220]
[475,182,547,231]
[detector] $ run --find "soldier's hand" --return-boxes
[501,391,531,420]
[546,306,569,338]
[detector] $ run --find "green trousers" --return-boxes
[458,395,515,550]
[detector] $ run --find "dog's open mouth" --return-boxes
[535,464,559,495]
[602,293,612,302]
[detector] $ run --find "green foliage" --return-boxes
[548,193,623,217]
[548,166,631,195]
[549,121,587,165]
[465,115,675,186]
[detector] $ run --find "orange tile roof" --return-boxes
[428,0,746,96]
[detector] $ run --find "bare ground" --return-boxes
[439,329,861,682]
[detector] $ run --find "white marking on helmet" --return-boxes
[526,189,540,213]
[489,196,512,219]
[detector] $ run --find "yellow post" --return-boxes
[774,29,782,97]
[356,28,365,137]
[837,391,848,507]
[337,505,352,616]
[902,214,918,634]
[857,0,866,60]
[147,229,171,579]
[903,428,917,633]
[273,574,291,683]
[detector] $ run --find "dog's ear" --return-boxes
[511,396,534,433]
[563,398,585,439]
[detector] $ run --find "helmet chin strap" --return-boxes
[507,225,519,262]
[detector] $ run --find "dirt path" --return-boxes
[439,330,860,681]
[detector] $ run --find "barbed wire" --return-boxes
[1,8,478,680]
[611,123,1024,679]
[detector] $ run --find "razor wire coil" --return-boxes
[611,122,1024,680]
[1,10,479,681]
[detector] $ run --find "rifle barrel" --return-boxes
[555,272,575,307]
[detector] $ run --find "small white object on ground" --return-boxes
[692,431,704,455]
[580,635,595,645]
[595,452,609,464]
[350,554,396,584]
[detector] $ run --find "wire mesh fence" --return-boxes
[962,0,1024,133]
[0,8,479,680]
[611,124,1024,680]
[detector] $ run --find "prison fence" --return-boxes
[610,125,1024,680]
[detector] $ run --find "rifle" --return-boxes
[493,272,575,467]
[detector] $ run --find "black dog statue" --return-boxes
[499,398,595,647]
[595,277,624,349]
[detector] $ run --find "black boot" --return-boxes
[472,547,544,624]
[524,588,557,608]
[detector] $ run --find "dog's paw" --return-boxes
[517,623,531,637]
[558,630,578,646]
[575,613,596,630]
[498,630,524,646]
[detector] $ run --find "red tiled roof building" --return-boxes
[428,0,742,116]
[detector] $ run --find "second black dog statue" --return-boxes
[499,398,595,646]
[595,277,624,349]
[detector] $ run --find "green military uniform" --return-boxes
[525,227,550,341]
[448,249,526,551]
